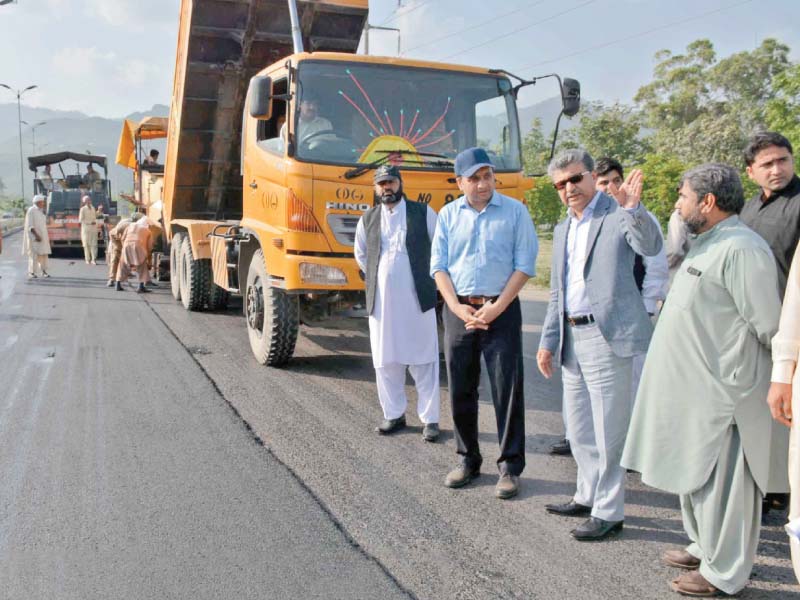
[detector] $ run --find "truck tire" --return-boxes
[245,249,298,366]
[179,236,209,311]
[207,282,229,310]
[170,233,184,301]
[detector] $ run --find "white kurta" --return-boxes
[22,205,51,256]
[355,199,438,368]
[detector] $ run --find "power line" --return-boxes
[437,0,598,62]
[379,0,435,26]
[402,0,549,55]
[511,0,754,72]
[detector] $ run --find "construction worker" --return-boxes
[106,215,133,287]
[78,195,98,264]
[115,213,153,293]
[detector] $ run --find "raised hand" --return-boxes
[607,168,643,210]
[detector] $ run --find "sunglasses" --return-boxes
[553,170,590,191]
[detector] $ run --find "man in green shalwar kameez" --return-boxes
[622,164,789,597]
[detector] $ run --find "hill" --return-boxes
[0,103,169,200]
[0,97,576,200]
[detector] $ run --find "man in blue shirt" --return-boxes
[430,147,538,499]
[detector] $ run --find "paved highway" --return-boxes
[1,231,796,599]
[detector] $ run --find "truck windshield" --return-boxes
[293,61,521,172]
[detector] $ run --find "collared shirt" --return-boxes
[622,215,783,495]
[564,192,600,316]
[740,174,800,298]
[430,191,537,296]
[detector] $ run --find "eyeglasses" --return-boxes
[553,170,590,191]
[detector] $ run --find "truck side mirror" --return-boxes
[561,78,580,117]
[248,76,273,120]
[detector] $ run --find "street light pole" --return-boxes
[21,120,47,154]
[0,83,38,202]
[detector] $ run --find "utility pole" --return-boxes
[21,120,47,154]
[0,84,38,201]
[364,23,401,55]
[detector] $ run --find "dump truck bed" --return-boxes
[163,0,368,234]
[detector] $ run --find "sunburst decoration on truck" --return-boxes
[338,69,456,165]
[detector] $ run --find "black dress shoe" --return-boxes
[549,438,572,456]
[422,423,440,442]
[571,517,623,541]
[545,500,592,516]
[376,415,406,435]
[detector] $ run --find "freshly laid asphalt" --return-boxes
[0,231,796,599]
[0,232,408,600]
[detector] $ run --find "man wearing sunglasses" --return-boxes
[537,149,662,541]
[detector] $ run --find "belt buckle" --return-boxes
[468,296,485,305]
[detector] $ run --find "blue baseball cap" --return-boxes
[454,147,495,178]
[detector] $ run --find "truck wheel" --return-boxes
[208,283,229,310]
[179,236,209,311]
[245,249,298,366]
[170,233,184,301]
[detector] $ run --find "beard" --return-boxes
[374,183,404,205]
[683,209,707,235]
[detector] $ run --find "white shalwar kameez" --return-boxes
[355,199,440,424]
[22,201,51,276]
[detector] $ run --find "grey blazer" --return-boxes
[539,193,663,362]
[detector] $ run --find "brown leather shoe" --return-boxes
[444,464,480,488]
[669,570,720,597]
[663,549,701,570]
[495,473,520,499]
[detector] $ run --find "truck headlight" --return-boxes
[299,263,347,285]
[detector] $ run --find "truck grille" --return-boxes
[326,214,360,246]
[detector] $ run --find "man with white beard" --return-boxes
[22,194,51,279]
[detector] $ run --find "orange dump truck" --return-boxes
[164,0,579,365]
[116,116,169,276]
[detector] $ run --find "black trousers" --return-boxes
[443,297,526,476]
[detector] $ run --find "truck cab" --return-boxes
[241,54,530,296]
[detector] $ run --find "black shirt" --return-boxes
[740,174,800,299]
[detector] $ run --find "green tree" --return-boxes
[711,37,791,129]
[526,177,564,229]
[562,101,650,165]
[520,117,552,176]
[521,118,565,228]
[638,153,689,226]
[766,63,800,151]
[635,38,791,167]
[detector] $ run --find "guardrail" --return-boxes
[0,218,24,235]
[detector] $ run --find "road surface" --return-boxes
[1,231,796,599]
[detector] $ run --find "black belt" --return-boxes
[457,295,499,306]
[565,314,595,326]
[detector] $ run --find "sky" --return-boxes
[0,0,798,119]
